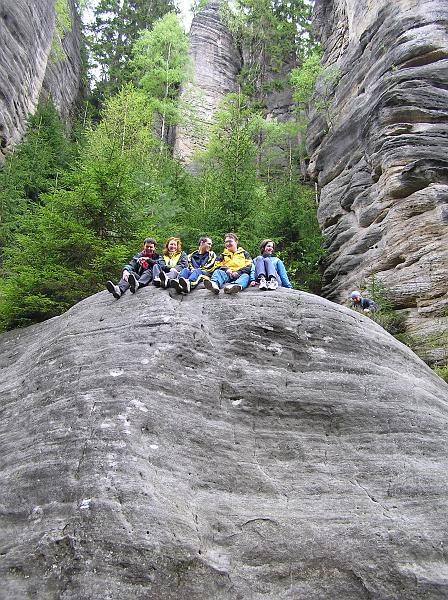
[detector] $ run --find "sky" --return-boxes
[83,0,194,31]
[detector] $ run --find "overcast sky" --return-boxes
[83,0,193,31]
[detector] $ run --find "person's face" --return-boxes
[167,239,178,253]
[143,242,155,254]
[199,238,212,253]
[353,295,361,303]
[224,237,238,253]
[264,242,274,254]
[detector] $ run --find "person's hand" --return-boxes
[122,270,130,281]
[250,281,257,287]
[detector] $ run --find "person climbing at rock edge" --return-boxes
[350,290,378,312]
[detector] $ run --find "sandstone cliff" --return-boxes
[173,0,241,167]
[1,286,447,599]
[0,0,83,160]
[307,0,448,365]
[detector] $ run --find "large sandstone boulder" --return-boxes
[1,286,447,599]
[307,0,448,365]
[0,0,83,160]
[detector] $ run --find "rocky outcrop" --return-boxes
[173,0,241,167]
[0,0,83,160]
[1,286,447,599]
[307,0,448,365]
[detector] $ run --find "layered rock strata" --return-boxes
[0,0,82,160]
[173,0,241,167]
[1,286,447,599]
[307,0,448,365]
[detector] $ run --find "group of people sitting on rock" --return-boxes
[106,232,293,299]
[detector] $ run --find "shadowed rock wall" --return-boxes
[307,0,448,365]
[1,286,447,599]
[0,0,83,160]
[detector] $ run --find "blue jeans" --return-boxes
[211,269,250,289]
[254,256,277,281]
[179,268,209,290]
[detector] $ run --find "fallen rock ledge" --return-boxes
[0,287,447,599]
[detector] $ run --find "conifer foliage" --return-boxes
[0,1,324,332]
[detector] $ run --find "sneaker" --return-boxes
[170,278,182,293]
[224,284,242,294]
[159,271,168,288]
[203,278,220,294]
[153,278,161,287]
[179,277,191,293]
[258,276,268,290]
[267,278,278,290]
[128,273,139,294]
[106,280,121,299]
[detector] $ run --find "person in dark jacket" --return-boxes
[250,239,292,291]
[203,233,252,295]
[153,237,188,289]
[350,290,378,312]
[172,236,217,293]
[106,238,161,299]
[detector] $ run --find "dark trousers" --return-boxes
[118,270,152,293]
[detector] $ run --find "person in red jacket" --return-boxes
[106,238,161,299]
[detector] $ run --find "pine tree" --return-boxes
[88,0,177,104]
[0,86,185,330]
[0,101,75,255]
[132,12,190,150]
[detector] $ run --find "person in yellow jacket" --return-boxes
[203,232,252,295]
[152,237,188,289]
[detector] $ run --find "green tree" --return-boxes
[0,101,75,254]
[0,85,186,330]
[192,91,266,242]
[87,0,176,105]
[132,12,190,150]
[221,0,315,99]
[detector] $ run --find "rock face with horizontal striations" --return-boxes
[0,0,83,160]
[173,0,241,168]
[1,286,447,599]
[307,0,448,365]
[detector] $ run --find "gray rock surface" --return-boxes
[1,286,447,599]
[307,0,448,365]
[0,0,83,160]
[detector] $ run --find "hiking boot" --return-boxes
[106,280,121,299]
[170,278,182,293]
[179,277,191,293]
[258,276,267,290]
[128,273,139,294]
[204,278,220,294]
[224,284,242,294]
[159,271,168,288]
[267,278,278,290]
[153,277,161,287]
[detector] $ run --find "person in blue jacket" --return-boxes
[172,236,217,293]
[250,239,292,290]
[350,290,378,312]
